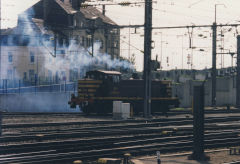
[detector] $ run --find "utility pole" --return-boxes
[160,33,162,69]
[189,85,206,160]
[54,32,57,57]
[0,1,2,81]
[212,4,225,107]
[128,23,131,60]
[236,35,240,108]
[212,22,217,107]
[91,30,94,56]
[143,0,152,118]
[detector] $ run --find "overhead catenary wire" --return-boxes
[4,18,240,31]
[120,38,144,54]
[82,1,157,7]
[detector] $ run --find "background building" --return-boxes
[0,0,120,86]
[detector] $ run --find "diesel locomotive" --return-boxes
[69,70,179,114]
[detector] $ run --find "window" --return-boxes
[22,36,30,46]
[30,52,34,63]
[29,70,34,80]
[81,36,85,46]
[59,38,64,46]
[98,39,104,49]
[61,71,66,80]
[23,72,27,80]
[110,29,118,34]
[2,36,8,45]
[113,41,118,48]
[30,56,35,63]
[66,39,69,47]
[113,75,120,83]
[7,69,13,79]
[70,69,78,81]
[13,36,19,45]
[74,36,79,44]
[48,70,52,82]
[70,16,74,26]
[8,52,13,63]
[55,71,59,83]
[73,19,77,27]
[86,36,92,47]
[80,22,83,27]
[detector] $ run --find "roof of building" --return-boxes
[32,18,54,35]
[55,0,77,14]
[1,0,117,36]
[80,6,117,25]
[96,70,122,75]
[53,0,117,25]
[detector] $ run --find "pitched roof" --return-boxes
[80,6,117,25]
[97,70,121,75]
[32,18,54,35]
[55,0,77,14]
[53,0,117,25]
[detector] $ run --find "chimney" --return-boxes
[71,0,83,10]
[102,5,105,15]
[102,0,105,15]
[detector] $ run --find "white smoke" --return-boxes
[43,40,134,79]
[8,7,134,82]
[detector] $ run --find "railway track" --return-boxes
[2,108,240,115]
[3,114,240,128]
[1,133,240,164]
[0,112,240,163]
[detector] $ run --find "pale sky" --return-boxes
[1,0,240,71]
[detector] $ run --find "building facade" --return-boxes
[0,0,120,86]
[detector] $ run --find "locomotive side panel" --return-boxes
[119,80,171,98]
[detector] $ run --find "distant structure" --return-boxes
[152,67,237,83]
[0,0,120,86]
[150,67,237,108]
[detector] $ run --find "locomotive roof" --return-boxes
[88,70,122,75]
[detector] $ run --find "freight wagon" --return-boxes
[69,70,179,114]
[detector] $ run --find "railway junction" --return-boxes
[0,108,240,164]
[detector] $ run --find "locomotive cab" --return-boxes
[85,70,121,84]
[86,70,121,97]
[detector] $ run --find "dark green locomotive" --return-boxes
[69,70,179,114]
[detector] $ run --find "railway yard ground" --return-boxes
[132,149,240,164]
[1,107,240,163]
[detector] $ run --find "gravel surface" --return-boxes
[136,149,240,164]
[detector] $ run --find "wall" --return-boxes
[0,46,45,80]
[173,76,236,107]
[0,76,236,112]
[0,92,80,112]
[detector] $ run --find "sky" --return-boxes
[1,0,240,71]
